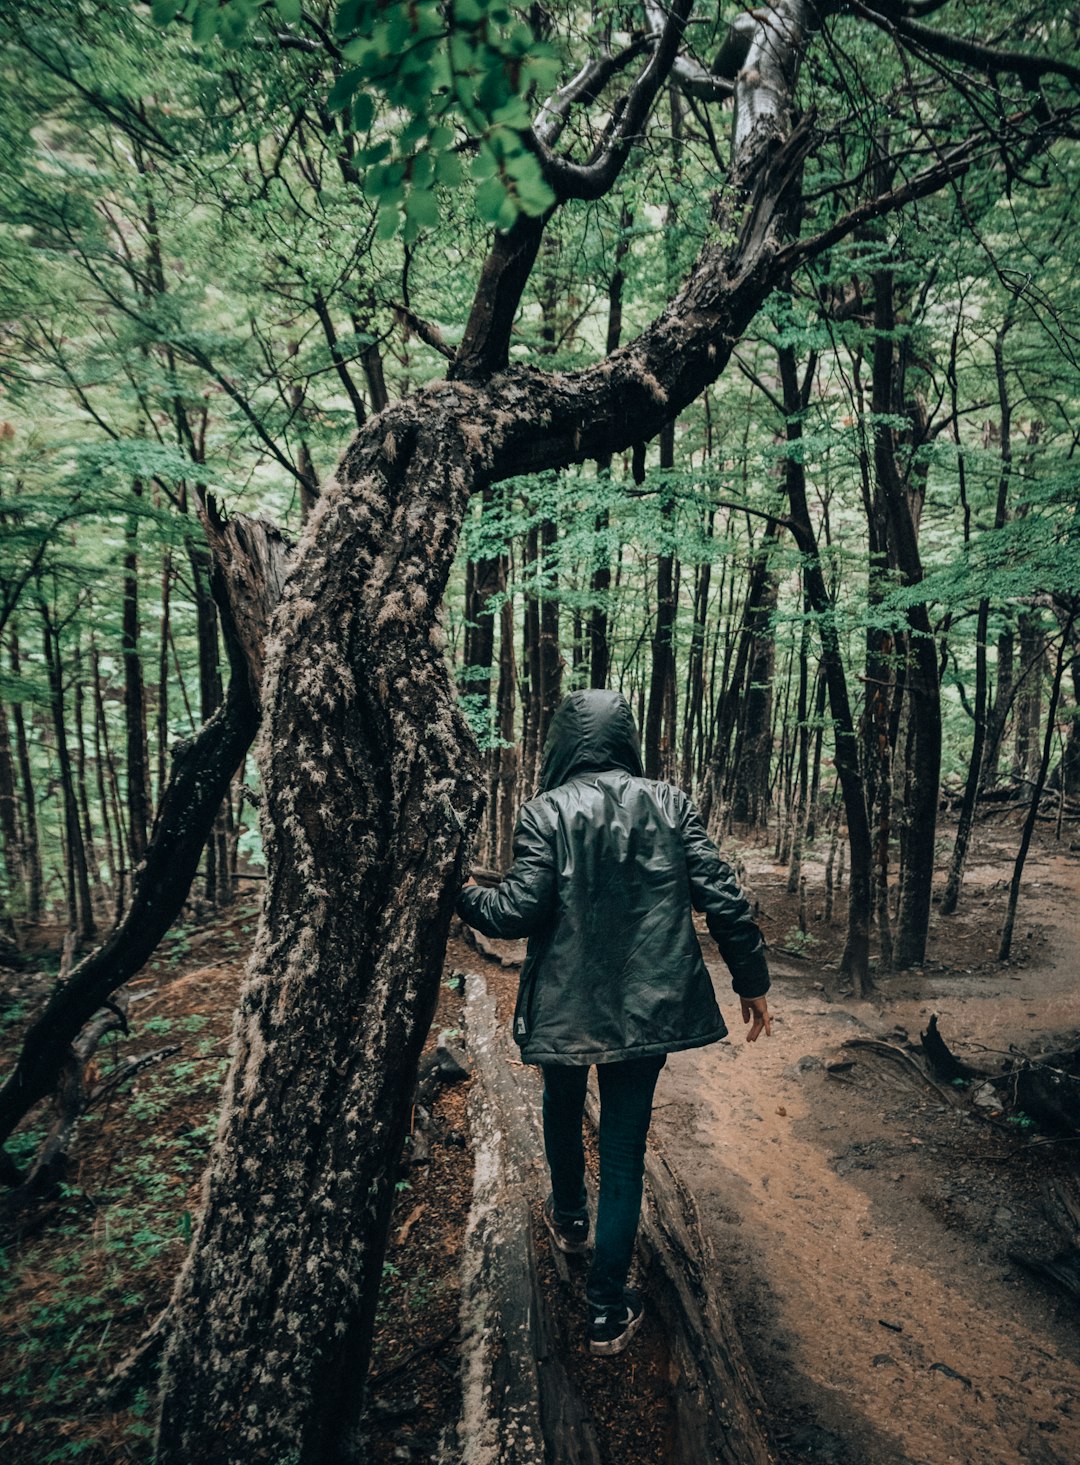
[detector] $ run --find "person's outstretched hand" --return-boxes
[741,995,772,1043]
[462,876,478,888]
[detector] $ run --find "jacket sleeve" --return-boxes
[456,802,557,940]
[679,794,770,998]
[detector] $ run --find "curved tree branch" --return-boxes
[851,0,1080,91]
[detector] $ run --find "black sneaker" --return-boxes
[588,1290,644,1356]
[542,1196,590,1255]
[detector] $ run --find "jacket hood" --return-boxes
[538,690,644,792]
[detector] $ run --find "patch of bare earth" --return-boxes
[653,816,1080,1465]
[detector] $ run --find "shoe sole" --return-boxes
[588,1309,644,1357]
[542,1206,590,1255]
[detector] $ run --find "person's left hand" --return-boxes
[463,876,478,888]
[741,995,772,1043]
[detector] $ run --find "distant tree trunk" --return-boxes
[157,550,172,803]
[71,638,101,911]
[589,207,632,692]
[10,631,42,923]
[0,701,23,921]
[1062,657,1080,797]
[93,646,128,920]
[872,271,940,969]
[779,345,871,991]
[644,428,678,780]
[186,527,230,906]
[699,523,777,830]
[40,604,95,944]
[681,513,713,791]
[786,595,811,894]
[90,644,118,915]
[462,489,501,860]
[729,544,778,826]
[493,574,518,870]
[1000,609,1076,960]
[124,491,152,866]
[538,519,562,755]
[521,523,543,790]
[1013,611,1044,785]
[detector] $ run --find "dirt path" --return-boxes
[653,838,1080,1465]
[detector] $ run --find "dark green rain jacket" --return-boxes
[457,689,769,1066]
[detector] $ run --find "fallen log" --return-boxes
[461,969,772,1465]
[583,1089,773,1465]
[460,970,602,1465]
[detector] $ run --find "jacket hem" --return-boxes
[519,1024,729,1067]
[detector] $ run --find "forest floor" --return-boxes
[1,808,1078,1463]
[652,816,1080,1465]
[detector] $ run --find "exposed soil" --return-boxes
[652,817,1080,1465]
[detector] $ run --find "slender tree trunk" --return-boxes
[9,631,42,923]
[40,605,95,943]
[72,638,101,911]
[644,429,678,779]
[90,644,118,916]
[699,524,777,830]
[123,490,151,865]
[93,647,128,920]
[538,518,562,755]
[681,517,713,791]
[493,570,518,871]
[871,272,940,968]
[1013,611,1044,785]
[521,522,543,791]
[779,345,872,991]
[1000,611,1076,960]
[729,557,777,825]
[0,700,23,923]
[158,550,172,803]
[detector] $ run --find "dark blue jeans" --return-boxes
[541,1054,666,1309]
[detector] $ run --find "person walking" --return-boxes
[457,689,771,1357]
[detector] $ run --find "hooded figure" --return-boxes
[457,689,771,1357]
[458,688,769,1065]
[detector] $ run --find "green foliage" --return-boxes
[161,0,559,238]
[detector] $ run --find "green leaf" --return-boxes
[435,150,463,187]
[349,90,376,133]
[150,0,182,24]
[327,68,363,113]
[191,2,219,44]
[273,0,302,21]
[475,175,508,224]
[376,204,401,240]
[405,187,439,230]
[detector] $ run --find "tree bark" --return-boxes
[123,485,152,865]
[779,345,872,990]
[871,271,940,968]
[40,603,96,944]
[1000,610,1076,960]
[9,630,42,923]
